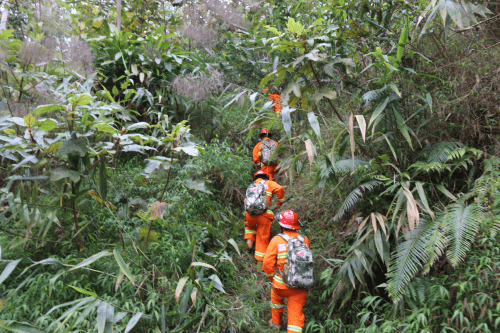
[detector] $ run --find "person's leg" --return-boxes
[254,214,272,262]
[270,287,286,326]
[285,289,308,333]
[244,212,257,250]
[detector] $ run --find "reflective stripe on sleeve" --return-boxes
[266,272,275,277]
[288,325,303,332]
[258,152,262,156]
[273,275,283,284]
[245,230,256,234]
[278,198,285,202]
[255,251,265,258]
[266,210,274,216]
[277,253,287,259]
[266,191,272,196]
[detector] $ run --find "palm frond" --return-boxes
[445,202,483,268]
[333,180,382,222]
[387,217,441,302]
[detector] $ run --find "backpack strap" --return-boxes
[298,234,305,242]
[279,233,291,242]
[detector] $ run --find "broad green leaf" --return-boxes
[32,104,64,115]
[127,122,149,131]
[36,119,57,131]
[69,94,92,106]
[23,114,35,127]
[393,108,413,149]
[49,167,82,182]
[113,249,135,285]
[112,86,119,95]
[95,123,119,134]
[68,285,98,298]
[0,320,44,333]
[183,180,211,194]
[307,112,321,139]
[175,277,189,303]
[436,184,457,201]
[281,106,292,139]
[3,129,15,135]
[0,259,21,285]
[368,97,389,129]
[227,239,241,256]
[100,157,107,202]
[97,302,107,333]
[124,312,143,333]
[44,141,62,153]
[426,93,433,113]
[59,137,87,157]
[68,251,112,272]
[189,262,218,272]
[415,182,434,219]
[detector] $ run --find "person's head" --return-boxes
[253,170,269,181]
[259,128,272,139]
[278,210,300,231]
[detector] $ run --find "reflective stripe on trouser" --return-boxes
[245,212,272,262]
[270,287,308,332]
[261,164,277,181]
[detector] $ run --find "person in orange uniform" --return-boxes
[245,170,285,262]
[263,210,310,332]
[264,87,281,115]
[253,128,279,181]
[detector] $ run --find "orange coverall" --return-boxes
[269,93,281,114]
[263,230,311,333]
[244,178,285,261]
[253,138,279,181]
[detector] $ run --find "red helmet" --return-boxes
[260,128,270,135]
[278,210,300,230]
[253,170,268,180]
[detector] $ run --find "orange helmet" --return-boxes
[253,170,268,180]
[278,210,300,230]
[260,128,270,135]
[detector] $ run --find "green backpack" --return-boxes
[279,233,314,289]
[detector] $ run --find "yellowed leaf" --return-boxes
[348,112,355,166]
[304,139,314,166]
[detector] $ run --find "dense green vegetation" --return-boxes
[1,0,500,331]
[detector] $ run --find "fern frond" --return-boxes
[424,141,464,164]
[333,180,382,222]
[409,161,449,174]
[387,217,441,302]
[445,202,483,268]
[362,85,388,106]
[331,156,371,175]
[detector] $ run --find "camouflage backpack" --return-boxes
[260,140,278,165]
[244,181,269,215]
[279,233,314,289]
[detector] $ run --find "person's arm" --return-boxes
[253,142,262,166]
[269,181,285,206]
[263,239,278,281]
[305,236,311,249]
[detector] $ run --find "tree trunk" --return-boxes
[0,0,9,31]
[116,0,121,31]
